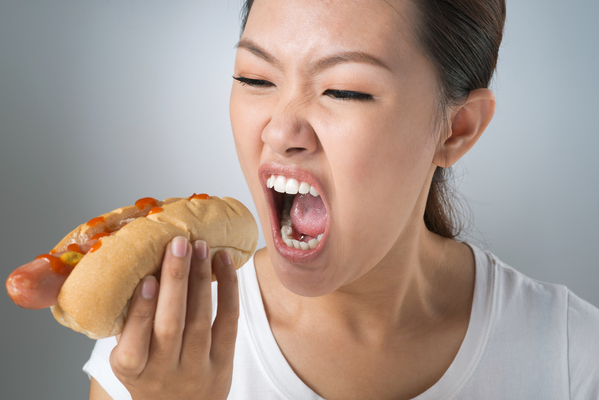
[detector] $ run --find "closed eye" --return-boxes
[324,89,373,101]
[233,76,274,88]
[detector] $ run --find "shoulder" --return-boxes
[473,247,570,324]
[481,252,571,354]
[493,255,568,306]
[488,252,599,340]
[476,248,599,397]
[567,288,599,337]
[567,289,599,398]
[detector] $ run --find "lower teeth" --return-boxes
[280,195,323,250]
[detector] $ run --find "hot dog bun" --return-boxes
[50,196,258,339]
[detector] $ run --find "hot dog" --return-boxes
[6,194,258,339]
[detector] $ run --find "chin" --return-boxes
[270,252,341,297]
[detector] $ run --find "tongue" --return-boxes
[290,193,327,238]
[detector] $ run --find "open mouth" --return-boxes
[264,173,328,253]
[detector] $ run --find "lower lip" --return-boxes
[272,226,327,264]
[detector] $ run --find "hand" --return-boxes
[110,237,239,400]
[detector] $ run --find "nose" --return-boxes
[261,98,318,158]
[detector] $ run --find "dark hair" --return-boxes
[239,0,506,239]
[413,0,505,238]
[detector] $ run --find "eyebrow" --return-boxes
[236,38,283,69]
[236,38,391,73]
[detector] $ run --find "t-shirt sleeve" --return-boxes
[567,290,599,399]
[83,336,132,400]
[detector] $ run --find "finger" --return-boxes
[180,240,213,364]
[110,276,158,379]
[210,251,239,366]
[149,236,192,364]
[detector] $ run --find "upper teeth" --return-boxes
[267,175,319,197]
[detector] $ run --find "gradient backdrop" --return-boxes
[1,1,597,398]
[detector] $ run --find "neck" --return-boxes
[255,224,475,343]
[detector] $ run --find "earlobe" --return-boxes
[433,88,496,168]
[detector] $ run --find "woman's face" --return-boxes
[230,0,440,296]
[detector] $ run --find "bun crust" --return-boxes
[51,196,258,339]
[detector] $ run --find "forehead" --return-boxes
[242,0,419,72]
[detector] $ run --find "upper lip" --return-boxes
[258,163,328,204]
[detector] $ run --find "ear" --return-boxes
[433,88,496,168]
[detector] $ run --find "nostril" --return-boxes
[286,147,306,155]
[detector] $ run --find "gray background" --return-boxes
[1,1,597,399]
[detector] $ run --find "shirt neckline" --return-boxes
[412,243,497,399]
[240,243,497,400]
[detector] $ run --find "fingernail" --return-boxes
[219,251,232,266]
[171,236,188,258]
[193,240,207,260]
[141,276,157,299]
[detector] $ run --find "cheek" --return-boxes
[323,105,434,196]
[230,90,263,177]
[321,108,435,257]
[230,89,273,233]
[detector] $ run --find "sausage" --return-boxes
[6,241,98,309]
[6,258,68,309]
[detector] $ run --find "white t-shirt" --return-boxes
[83,245,599,399]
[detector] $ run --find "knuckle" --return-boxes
[211,347,236,372]
[219,268,238,284]
[186,316,212,334]
[111,349,144,377]
[223,265,237,283]
[154,321,184,339]
[215,310,239,331]
[150,346,172,362]
[192,264,212,282]
[184,338,210,360]
[220,329,238,349]
[225,309,240,325]
[225,271,239,284]
[166,263,189,281]
[128,308,155,322]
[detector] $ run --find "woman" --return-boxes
[87,0,599,399]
